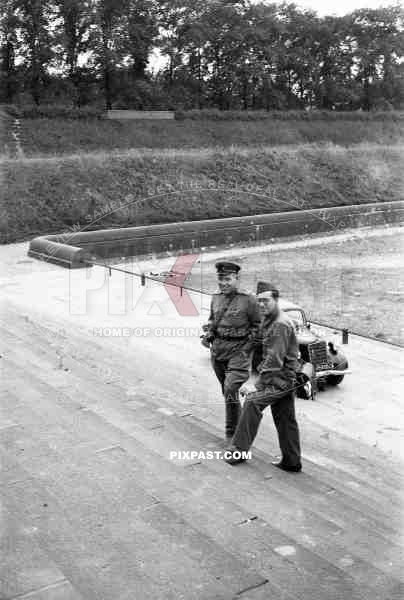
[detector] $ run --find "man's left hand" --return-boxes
[201,334,212,348]
[240,382,257,397]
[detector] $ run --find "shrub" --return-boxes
[175,109,404,122]
[1,104,22,118]
[11,104,103,119]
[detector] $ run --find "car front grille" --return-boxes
[308,340,332,371]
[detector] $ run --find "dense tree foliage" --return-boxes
[0,0,403,110]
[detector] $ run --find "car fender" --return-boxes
[327,343,348,370]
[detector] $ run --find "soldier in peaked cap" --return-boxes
[215,261,241,275]
[201,261,261,441]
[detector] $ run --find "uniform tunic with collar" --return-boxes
[256,309,299,393]
[207,289,260,437]
[207,290,261,361]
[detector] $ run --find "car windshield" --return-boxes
[284,309,306,331]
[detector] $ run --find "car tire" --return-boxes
[304,379,315,401]
[295,368,315,400]
[326,359,348,386]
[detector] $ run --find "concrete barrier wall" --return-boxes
[28,201,404,268]
[105,110,175,120]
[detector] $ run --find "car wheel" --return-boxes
[304,379,315,401]
[326,359,348,386]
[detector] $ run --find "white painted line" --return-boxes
[274,545,297,557]
[157,407,174,416]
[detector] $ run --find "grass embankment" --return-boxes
[2,144,403,243]
[10,117,404,157]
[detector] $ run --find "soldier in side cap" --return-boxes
[201,261,261,442]
[225,286,302,471]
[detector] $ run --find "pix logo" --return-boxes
[163,254,199,316]
[69,253,200,316]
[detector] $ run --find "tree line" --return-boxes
[1,0,403,111]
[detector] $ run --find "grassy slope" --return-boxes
[2,116,403,344]
[2,144,403,243]
[16,118,404,157]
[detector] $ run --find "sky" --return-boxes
[263,0,399,17]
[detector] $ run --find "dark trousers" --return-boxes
[232,390,301,467]
[212,355,250,437]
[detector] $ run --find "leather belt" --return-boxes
[217,335,248,341]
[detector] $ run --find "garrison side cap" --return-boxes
[215,261,241,275]
[257,291,276,300]
[256,280,278,295]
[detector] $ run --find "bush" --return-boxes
[1,104,22,118]
[175,109,404,121]
[9,104,103,119]
[6,104,404,121]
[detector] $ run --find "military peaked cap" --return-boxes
[215,261,241,275]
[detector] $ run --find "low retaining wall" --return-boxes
[28,238,89,268]
[105,110,175,120]
[28,201,404,268]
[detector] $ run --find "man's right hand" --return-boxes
[201,334,213,348]
[239,382,257,396]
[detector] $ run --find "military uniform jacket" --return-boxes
[207,290,261,361]
[256,309,299,393]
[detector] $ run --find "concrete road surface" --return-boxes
[0,233,403,600]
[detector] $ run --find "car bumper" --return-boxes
[315,368,352,378]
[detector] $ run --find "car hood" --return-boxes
[297,330,319,345]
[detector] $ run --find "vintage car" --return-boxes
[260,298,350,400]
[201,287,350,401]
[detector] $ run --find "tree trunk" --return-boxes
[242,74,248,110]
[197,48,202,109]
[3,40,15,102]
[363,66,371,110]
[31,59,41,105]
[104,65,112,110]
[102,27,112,110]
